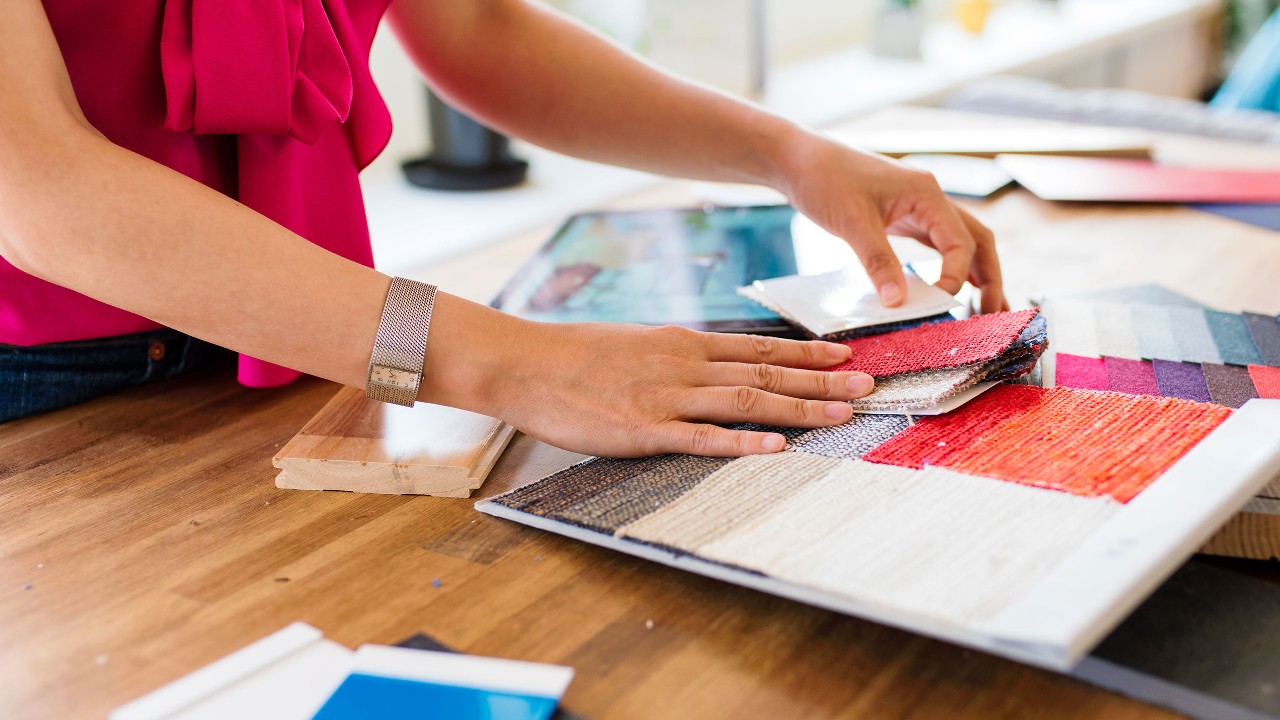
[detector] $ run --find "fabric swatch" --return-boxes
[1093,302,1142,360]
[1130,303,1180,361]
[1202,363,1260,409]
[1249,365,1280,399]
[1047,300,1101,358]
[1153,360,1212,403]
[617,452,841,548]
[847,364,989,412]
[1055,353,1109,391]
[1168,307,1223,364]
[863,384,1232,502]
[1105,357,1158,396]
[552,455,733,533]
[830,308,1040,377]
[786,414,910,459]
[1245,312,1280,366]
[1205,310,1264,366]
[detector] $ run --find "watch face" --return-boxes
[370,365,419,391]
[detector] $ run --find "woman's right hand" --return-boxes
[420,293,875,458]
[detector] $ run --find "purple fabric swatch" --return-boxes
[1055,353,1108,390]
[1191,202,1280,231]
[1204,310,1264,366]
[1244,312,1280,366]
[1105,357,1158,395]
[1152,360,1212,403]
[1201,363,1260,409]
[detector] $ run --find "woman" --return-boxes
[0,0,1005,456]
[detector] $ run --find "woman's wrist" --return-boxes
[414,291,528,418]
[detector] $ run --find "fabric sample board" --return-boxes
[479,386,1280,670]
[997,154,1280,203]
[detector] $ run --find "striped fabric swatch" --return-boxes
[863,384,1232,502]
[1046,299,1279,369]
[619,459,1120,625]
[1055,354,1274,408]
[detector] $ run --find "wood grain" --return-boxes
[4,106,1280,720]
[272,386,516,497]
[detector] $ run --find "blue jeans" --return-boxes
[0,330,208,423]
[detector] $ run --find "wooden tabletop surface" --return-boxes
[4,107,1280,720]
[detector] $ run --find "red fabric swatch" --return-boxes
[864,385,1232,503]
[1249,364,1280,399]
[830,308,1039,377]
[1055,354,1108,391]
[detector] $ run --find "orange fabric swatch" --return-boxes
[863,385,1232,502]
[1248,364,1280,399]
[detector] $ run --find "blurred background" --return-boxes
[362,0,1280,276]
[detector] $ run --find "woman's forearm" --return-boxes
[387,0,801,189]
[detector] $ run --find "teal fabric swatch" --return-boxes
[1205,310,1264,366]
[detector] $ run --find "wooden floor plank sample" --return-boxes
[273,387,517,497]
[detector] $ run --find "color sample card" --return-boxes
[998,154,1280,203]
[313,646,573,720]
[1045,297,1280,407]
[480,387,1280,670]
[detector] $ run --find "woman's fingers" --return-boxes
[954,205,1008,313]
[707,362,873,400]
[681,385,854,427]
[656,422,789,457]
[700,332,851,368]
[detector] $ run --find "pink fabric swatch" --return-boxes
[1104,357,1159,396]
[1055,354,1109,391]
[830,309,1039,377]
[1248,365,1280,399]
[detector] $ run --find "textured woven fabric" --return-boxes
[864,384,1232,502]
[496,455,670,516]
[862,384,1047,470]
[1054,353,1109,391]
[1205,310,1265,366]
[1105,357,1158,396]
[787,414,910,459]
[1168,307,1223,364]
[696,462,1120,625]
[552,455,733,533]
[1244,312,1280,366]
[1131,303,1180,361]
[847,364,990,412]
[1047,300,1101,358]
[986,313,1049,381]
[1249,364,1280,399]
[618,452,841,547]
[1202,363,1260,408]
[1093,302,1141,360]
[1153,359,1212,403]
[829,308,1040,377]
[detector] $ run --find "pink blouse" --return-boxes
[4,0,394,387]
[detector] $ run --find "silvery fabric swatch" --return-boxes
[1167,307,1222,364]
[787,414,910,459]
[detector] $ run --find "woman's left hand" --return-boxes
[772,130,1008,314]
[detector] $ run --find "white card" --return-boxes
[740,267,960,337]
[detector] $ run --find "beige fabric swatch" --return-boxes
[616,452,840,547]
[1093,301,1141,360]
[846,364,988,412]
[631,456,1121,625]
[1046,300,1101,358]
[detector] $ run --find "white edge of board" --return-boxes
[476,398,1280,671]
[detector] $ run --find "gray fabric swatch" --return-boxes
[1130,303,1180,361]
[787,415,910,459]
[1245,312,1280,366]
[1168,307,1222,364]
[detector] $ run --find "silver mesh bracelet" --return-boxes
[366,277,438,406]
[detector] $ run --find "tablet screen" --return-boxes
[492,205,853,333]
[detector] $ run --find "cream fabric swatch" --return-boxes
[616,452,841,547]
[1046,300,1101,358]
[846,365,988,412]
[622,455,1120,625]
[1093,301,1141,360]
[1130,302,1180,361]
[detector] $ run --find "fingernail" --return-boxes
[845,373,874,395]
[879,282,905,306]
[824,402,852,420]
[761,434,786,452]
[826,343,851,360]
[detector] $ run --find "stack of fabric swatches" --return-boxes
[1045,299,1280,407]
[827,307,1048,413]
[480,385,1280,667]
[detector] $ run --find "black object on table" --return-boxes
[401,88,528,191]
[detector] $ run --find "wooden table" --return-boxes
[4,107,1280,720]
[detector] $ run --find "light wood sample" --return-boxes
[273,386,516,497]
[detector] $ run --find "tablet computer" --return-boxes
[491,204,855,334]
